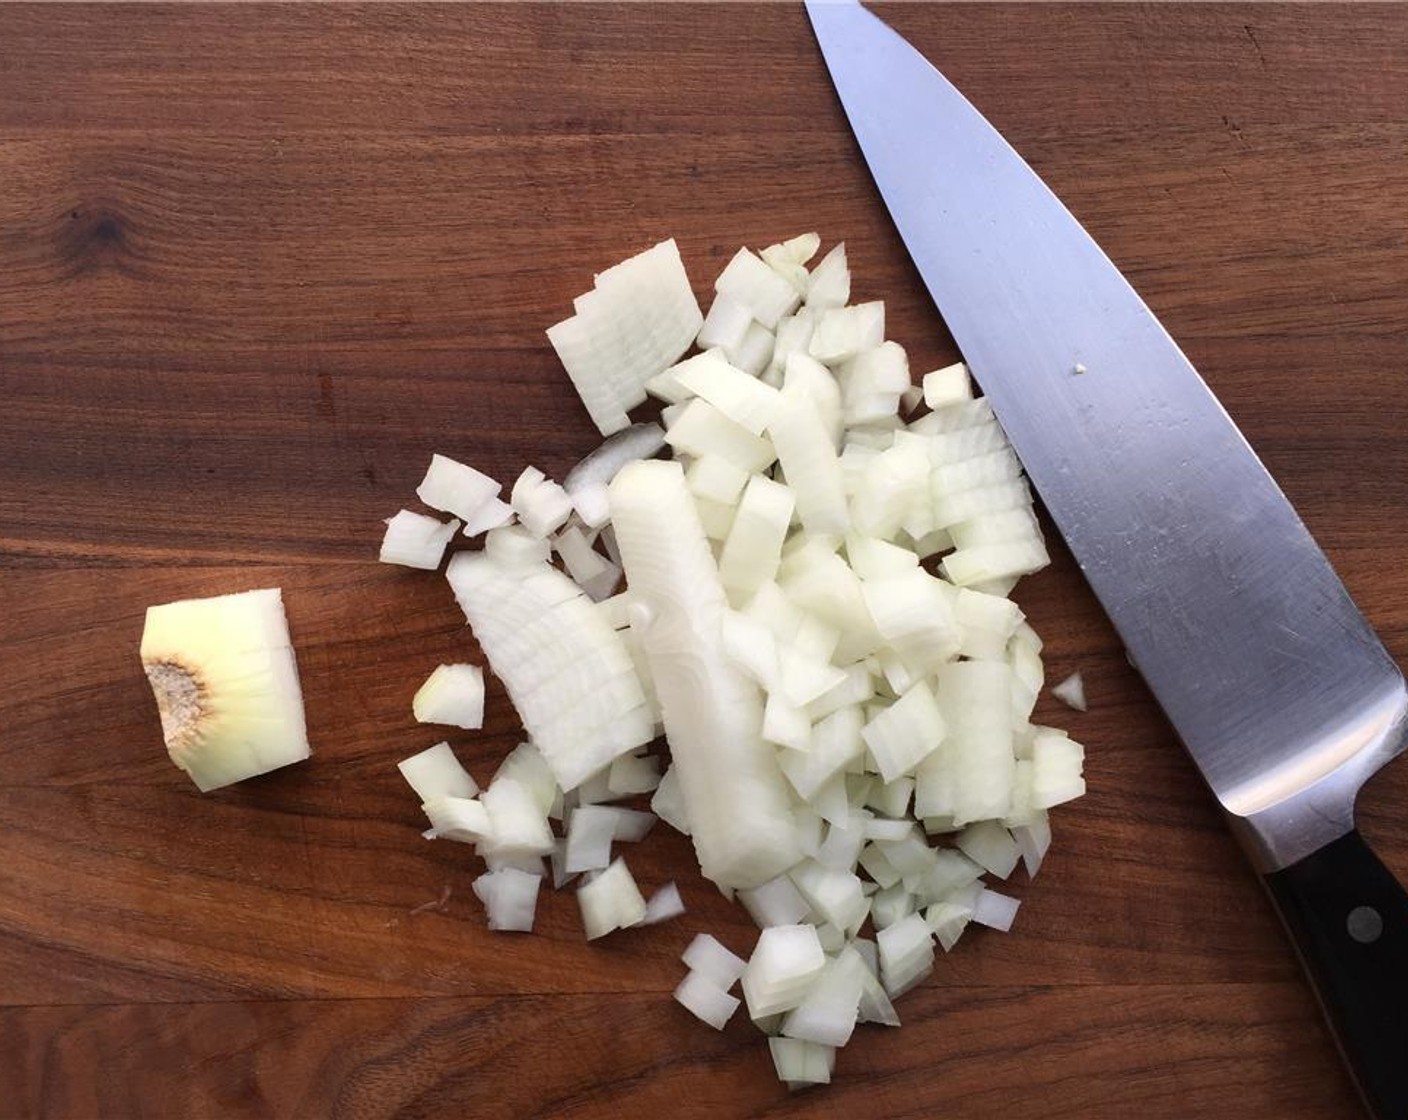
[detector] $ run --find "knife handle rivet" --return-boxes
[1346,905,1383,945]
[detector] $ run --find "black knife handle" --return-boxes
[1265,830,1408,1118]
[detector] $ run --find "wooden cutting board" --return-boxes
[3,5,1406,1117]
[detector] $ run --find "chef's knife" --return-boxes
[806,2,1408,1114]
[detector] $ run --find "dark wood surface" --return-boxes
[3,4,1407,1117]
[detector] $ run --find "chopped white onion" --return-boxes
[683,933,748,989]
[913,848,983,905]
[920,661,1014,826]
[416,454,501,523]
[738,874,813,930]
[609,460,800,890]
[860,681,944,784]
[379,510,460,570]
[673,349,782,436]
[718,475,795,602]
[761,233,821,294]
[816,815,869,873]
[781,951,864,1048]
[421,794,491,845]
[954,820,1020,879]
[493,742,559,817]
[642,882,686,925]
[1051,670,1088,712]
[716,247,803,329]
[472,868,541,933]
[921,362,973,409]
[971,887,1021,932]
[664,398,777,475]
[769,310,817,379]
[553,525,621,602]
[462,497,515,537]
[411,664,485,730]
[1031,730,1086,808]
[447,553,651,790]
[398,742,478,802]
[577,857,648,940]
[563,423,667,524]
[805,243,849,310]
[1013,813,1053,878]
[564,804,621,874]
[728,320,777,378]
[675,970,742,1030]
[790,860,868,937]
[686,453,749,507]
[481,776,555,858]
[548,239,703,436]
[848,941,900,1026]
[697,292,754,353]
[607,752,661,796]
[549,839,576,890]
[876,913,934,998]
[484,523,552,569]
[926,898,974,952]
[383,231,1093,1092]
[741,924,826,1019]
[769,377,850,537]
[769,1037,835,1089]
[510,466,574,539]
[649,763,692,836]
[869,882,914,931]
[809,302,884,365]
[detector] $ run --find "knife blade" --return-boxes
[806,2,1408,1115]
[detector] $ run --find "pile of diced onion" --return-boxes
[378,233,1086,1090]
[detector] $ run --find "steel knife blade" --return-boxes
[806,3,1408,1114]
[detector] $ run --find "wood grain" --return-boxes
[2,3,1407,1117]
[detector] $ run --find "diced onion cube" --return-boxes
[715,247,803,329]
[1031,731,1086,808]
[698,292,754,353]
[510,467,574,539]
[398,742,478,802]
[972,887,1021,932]
[416,454,501,523]
[577,857,648,939]
[921,362,974,409]
[860,680,945,783]
[461,497,512,539]
[954,820,1021,879]
[422,795,492,844]
[741,924,826,1019]
[675,971,742,1030]
[768,1037,836,1089]
[379,510,460,570]
[412,664,486,730]
[481,777,555,857]
[1051,671,1088,712]
[682,933,748,989]
[607,752,661,796]
[738,875,813,930]
[876,912,934,998]
[642,882,686,925]
[472,868,541,932]
[809,302,884,365]
[805,243,850,310]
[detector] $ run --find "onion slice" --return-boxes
[609,460,801,890]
